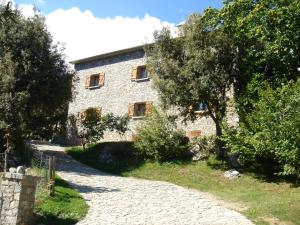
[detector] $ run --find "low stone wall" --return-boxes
[0,172,39,225]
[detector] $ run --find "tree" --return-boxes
[223,79,300,177]
[146,10,238,158]
[0,3,74,158]
[79,107,129,149]
[220,0,300,118]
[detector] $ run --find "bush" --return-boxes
[134,109,189,161]
[223,79,300,176]
[191,135,216,156]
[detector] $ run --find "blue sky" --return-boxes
[14,0,223,24]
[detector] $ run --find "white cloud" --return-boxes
[18,4,35,18]
[1,2,177,62]
[45,7,177,61]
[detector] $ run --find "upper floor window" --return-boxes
[131,65,153,81]
[90,74,100,87]
[195,101,207,112]
[137,66,148,80]
[85,72,105,89]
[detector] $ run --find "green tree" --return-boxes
[146,11,238,157]
[79,108,129,149]
[223,79,300,176]
[220,0,300,118]
[0,3,74,157]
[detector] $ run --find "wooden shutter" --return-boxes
[85,75,91,89]
[128,103,135,118]
[96,107,102,117]
[80,110,87,121]
[147,65,154,78]
[99,72,105,87]
[188,130,202,139]
[131,66,137,81]
[145,101,153,116]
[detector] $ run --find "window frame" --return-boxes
[133,65,149,82]
[88,74,100,89]
[194,101,208,113]
[132,102,147,118]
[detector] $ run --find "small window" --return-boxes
[134,103,146,117]
[195,101,207,112]
[90,74,100,87]
[136,66,148,80]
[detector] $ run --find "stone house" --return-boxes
[67,45,237,144]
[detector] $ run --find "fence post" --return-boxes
[47,156,56,196]
[51,156,56,196]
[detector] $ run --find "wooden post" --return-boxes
[48,156,55,196]
[48,157,52,180]
[52,156,56,196]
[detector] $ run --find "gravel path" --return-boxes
[35,144,253,225]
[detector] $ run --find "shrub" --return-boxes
[134,108,189,161]
[191,135,216,156]
[223,79,300,176]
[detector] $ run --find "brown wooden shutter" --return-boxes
[128,103,135,118]
[145,101,153,116]
[131,66,137,81]
[85,75,91,89]
[80,110,87,121]
[188,130,202,139]
[96,106,102,117]
[99,72,105,87]
[147,65,154,78]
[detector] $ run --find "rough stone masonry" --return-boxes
[0,172,39,225]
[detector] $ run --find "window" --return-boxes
[90,74,99,87]
[137,66,148,80]
[131,65,153,81]
[135,103,146,117]
[80,107,102,122]
[85,72,105,89]
[128,101,153,118]
[195,101,207,112]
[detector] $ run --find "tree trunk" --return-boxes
[215,119,226,159]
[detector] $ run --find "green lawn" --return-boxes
[67,142,300,225]
[34,176,88,225]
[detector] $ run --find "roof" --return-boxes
[70,44,146,65]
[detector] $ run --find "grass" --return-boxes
[34,176,88,225]
[67,142,300,225]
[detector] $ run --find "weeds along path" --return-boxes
[35,143,253,225]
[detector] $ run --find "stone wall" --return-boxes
[67,48,238,144]
[0,172,39,225]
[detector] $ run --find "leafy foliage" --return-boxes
[223,79,300,176]
[78,108,129,148]
[0,4,74,155]
[191,135,216,157]
[220,0,300,116]
[146,11,238,157]
[134,108,189,161]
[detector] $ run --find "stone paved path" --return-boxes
[35,144,253,225]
